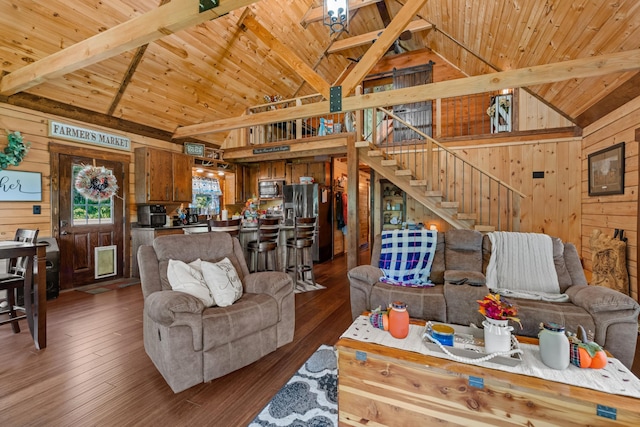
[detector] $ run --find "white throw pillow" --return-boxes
[201,257,243,307]
[166,259,215,307]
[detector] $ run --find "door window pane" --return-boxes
[71,164,114,225]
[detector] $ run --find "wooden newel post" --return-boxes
[511,195,520,232]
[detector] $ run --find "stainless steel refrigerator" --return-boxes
[283,183,332,262]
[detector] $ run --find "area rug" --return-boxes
[294,281,326,294]
[248,344,337,427]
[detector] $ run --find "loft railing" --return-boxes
[246,94,353,144]
[370,106,525,231]
[245,90,513,145]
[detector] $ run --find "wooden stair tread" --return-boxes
[475,225,496,232]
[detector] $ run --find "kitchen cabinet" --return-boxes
[381,180,406,230]
[131,227,185,276]
[224,165,247,205]
[135,147,193,204]
[258,160,286,180]
[287,161,330,185]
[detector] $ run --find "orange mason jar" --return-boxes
[388,301,409,339]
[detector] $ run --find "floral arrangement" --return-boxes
[74,164,119,201]
[477,293,521,326]
[0,131,30,170]
[486,96,511,117]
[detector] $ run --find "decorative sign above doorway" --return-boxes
[48,120,131,151]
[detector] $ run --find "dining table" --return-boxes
[0,241,47,349]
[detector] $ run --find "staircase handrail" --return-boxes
[377,106,526,199]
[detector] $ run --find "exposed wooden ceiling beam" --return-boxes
[327,19,432,54]
[173,48,640,138]
[339,0,429,95]
[0,0,260,96]
[0,93,217,147]
[302,0,383,25]
[240,12,331,99]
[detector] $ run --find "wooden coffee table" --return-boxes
[336,320,640,426]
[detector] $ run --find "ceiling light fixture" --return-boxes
[324,0,349,35]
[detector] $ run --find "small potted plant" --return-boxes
[478,293,520,353]
[477,293,521,328]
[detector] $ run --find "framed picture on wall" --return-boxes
[588,142,625,196]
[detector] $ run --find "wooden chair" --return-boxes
[207,218,241,237]
[284,217,316,289]
[247,218,280,272]
[0,228,39,333]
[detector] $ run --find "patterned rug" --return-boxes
[249,344,337,427]
[294,281,326,294]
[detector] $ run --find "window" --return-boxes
[71,164,114,225]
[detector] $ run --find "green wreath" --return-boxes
[0,131,30,170]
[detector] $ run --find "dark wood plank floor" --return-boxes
[1,251,639,426]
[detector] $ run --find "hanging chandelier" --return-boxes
[324,0,349,35]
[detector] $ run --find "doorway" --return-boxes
[50,143,130,289]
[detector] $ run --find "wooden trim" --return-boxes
[222,134,352,162]
[49,141,131,278]
[1,95,217,146]
[347,136,359,270]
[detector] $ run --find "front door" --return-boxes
[58,153,125,288]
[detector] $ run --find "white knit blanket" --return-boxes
[486,232,562,298]
[341,316,640,398]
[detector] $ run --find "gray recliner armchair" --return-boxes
[138,232,295,393]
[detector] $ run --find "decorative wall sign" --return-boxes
[48,120,130,151]
[253,145,290,155]
[184,142,205,157]
[588,142,625,196]
[0,170,42,201]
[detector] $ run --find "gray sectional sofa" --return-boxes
[348,230,640,368]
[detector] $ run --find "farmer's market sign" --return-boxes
[48,120,130,151]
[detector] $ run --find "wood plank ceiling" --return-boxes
[0,0,638,147]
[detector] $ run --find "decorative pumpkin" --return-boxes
[568,325,607,369]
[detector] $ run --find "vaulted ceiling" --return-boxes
[1,0,639,147]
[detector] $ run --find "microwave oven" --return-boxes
[137,204,167,227]
[258,180,284,199]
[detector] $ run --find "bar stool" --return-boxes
[247,218,280,272]
[284,217,316,289]
[207,218,241,237]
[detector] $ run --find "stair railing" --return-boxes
[372,106,525,231]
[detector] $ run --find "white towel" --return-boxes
[486,232,561,295]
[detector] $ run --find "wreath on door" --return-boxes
[0,131,30,170]
[74,164,119,201]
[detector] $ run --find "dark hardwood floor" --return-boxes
[1,250,639,426]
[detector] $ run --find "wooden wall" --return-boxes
[581,97,639,301]
[517,88,574,131]
[0,103,183,270]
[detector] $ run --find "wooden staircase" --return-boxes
[359,107,526,232]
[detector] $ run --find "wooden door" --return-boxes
[58,154,125,288]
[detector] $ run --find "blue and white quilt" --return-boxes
[378,229,437,287]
